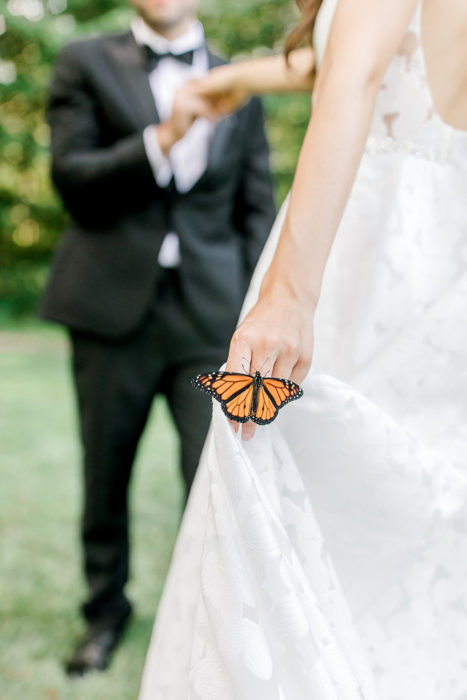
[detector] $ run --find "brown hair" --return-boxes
[284,0,324,59]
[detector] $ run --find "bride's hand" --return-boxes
[226,284,314,441]
[189,64,250,118]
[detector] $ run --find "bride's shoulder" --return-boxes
[315,0,419,78]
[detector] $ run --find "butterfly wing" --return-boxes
[192,371,255,423]
[223,382,254,423]
[251,377,304,425]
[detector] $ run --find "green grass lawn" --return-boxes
[0,324,183,699]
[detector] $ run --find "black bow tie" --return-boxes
[144,45,195,71]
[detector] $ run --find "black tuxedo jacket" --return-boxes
[39,31,276,342]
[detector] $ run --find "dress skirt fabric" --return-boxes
[139,1,467,696]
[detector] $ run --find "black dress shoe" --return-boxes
[65,614,131,677]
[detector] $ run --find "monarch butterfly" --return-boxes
[191,370,303,425]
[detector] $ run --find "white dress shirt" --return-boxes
[131,17,212,267]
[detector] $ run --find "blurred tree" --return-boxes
[0,0,310,318]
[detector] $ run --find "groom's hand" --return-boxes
[189,66,250,119]
[156,83,215,156]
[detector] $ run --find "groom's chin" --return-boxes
[129,0,199,33]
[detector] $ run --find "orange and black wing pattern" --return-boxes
[192,371,255,423]
[251,377,303,425]
[192,371,303,425]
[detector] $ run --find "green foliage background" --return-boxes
[0,0,310,319]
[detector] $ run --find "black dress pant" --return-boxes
[70,268,229,627]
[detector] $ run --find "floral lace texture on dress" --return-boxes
[138,1,467,698]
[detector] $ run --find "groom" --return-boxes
[39,0,275,676]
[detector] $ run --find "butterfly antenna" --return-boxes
[241,357,251,374]
[258,358,271,377]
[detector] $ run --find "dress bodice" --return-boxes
[314,0,467,164]
[311,0,467,412]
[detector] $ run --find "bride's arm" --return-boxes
[206,48,315,95]
[227,0,419,438]
[191,49,315,116]
[230,48,315,93]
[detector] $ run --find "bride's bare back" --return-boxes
[422,0,467,129]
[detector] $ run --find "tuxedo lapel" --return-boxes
[104,32,160,128]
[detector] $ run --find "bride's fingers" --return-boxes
[289,349,313,386]
[271,350,299,383]
[241,421,256,441]
[187,76,225,103]
[188,94,219,122]
[225,328,253,374]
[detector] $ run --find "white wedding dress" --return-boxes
[139,1,467,697]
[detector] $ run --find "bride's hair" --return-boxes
[285,0,324,57]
